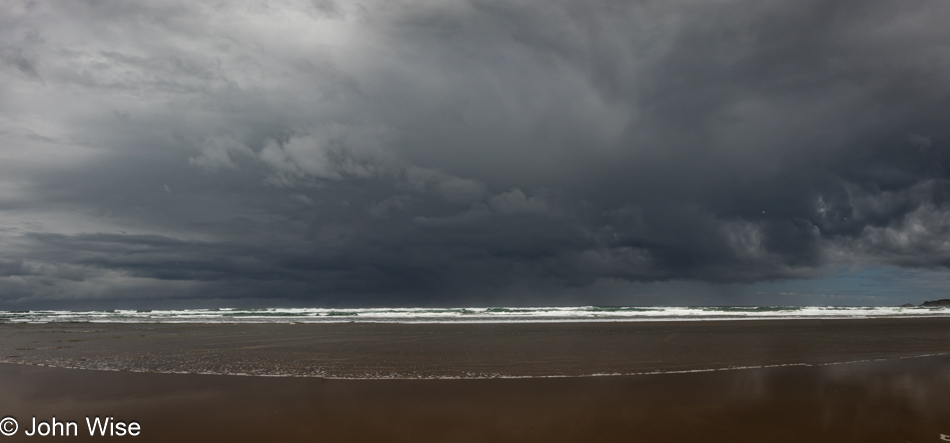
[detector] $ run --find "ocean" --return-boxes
[1,305,947,324]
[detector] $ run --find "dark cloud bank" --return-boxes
[1,0,949,308]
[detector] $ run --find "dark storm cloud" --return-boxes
[1,0,949,307]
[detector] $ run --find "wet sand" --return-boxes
[2,318,950,377]
[1,318,949,441]
[1,356,949,442]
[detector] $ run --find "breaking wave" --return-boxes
[1,305,948,324]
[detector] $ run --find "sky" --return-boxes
[1,0,949,309]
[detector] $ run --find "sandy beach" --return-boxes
[3,318,950,378]
[1,318,949,442]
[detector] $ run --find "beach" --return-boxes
[2,317,950,377]
[1,318,949,441]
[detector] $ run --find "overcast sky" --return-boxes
[2,0,949,309]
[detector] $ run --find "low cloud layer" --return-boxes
[1,0,949,307]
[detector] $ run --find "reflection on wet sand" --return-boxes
[1,354,948,442]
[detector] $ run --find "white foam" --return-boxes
[1,306,948,324]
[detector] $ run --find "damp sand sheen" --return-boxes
[1,309,949,441]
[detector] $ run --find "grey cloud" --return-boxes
[1,0,949,307]
[404,167,488,204]
[1,49,42,81]
[487,189,553,215]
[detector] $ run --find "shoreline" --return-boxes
[3,317,950,379]
[4,305,949,325]
[6,313,950,325]
[2,318,949,441]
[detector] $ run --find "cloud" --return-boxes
[188,136,254,172]
[1,0,949,307]
[258,126,398,186]
[403,167,489,205]
[487,189,552,215]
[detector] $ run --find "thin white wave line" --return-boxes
[4,314,950,325]
[2,352,947,380]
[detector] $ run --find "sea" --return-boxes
[1,305,948,324]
